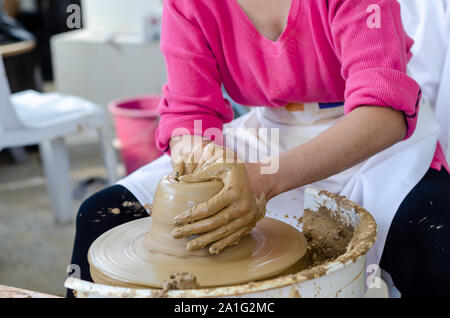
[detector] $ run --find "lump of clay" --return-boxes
[302,207,354,266]
[162,272,199,292]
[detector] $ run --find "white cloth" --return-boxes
[398,0,450,152]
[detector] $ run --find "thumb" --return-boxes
[173,160,184,179]
[179,164,226,183]
[178,173,214,183]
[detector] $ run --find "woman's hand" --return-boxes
[172,141,236,179]
[170,135,274,199]
[169,141,266,254]
[170,135,212,177]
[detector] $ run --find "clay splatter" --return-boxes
[144,204,152,215]
[109,208,120,215]
[162,272,199,293]
[418,217,427,224]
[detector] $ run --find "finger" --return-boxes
[209,225,253,254]
[173,160,184,179]
[255,193,267,221]
[199,156,223,170]
[196,143,217,168]
[199,145,236,167]
[173,186,236,226]
[178,173,214,183]
[186,211,255,251]
[178,163,228,184]
[173,152,193,179]
[184,150,197,175]
[172,202,240,238]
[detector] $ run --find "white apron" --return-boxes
[118,100,440,266]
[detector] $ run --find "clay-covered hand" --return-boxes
[172,142,236,179]
[171,160,266,255]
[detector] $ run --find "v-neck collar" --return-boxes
[230,0,300,46]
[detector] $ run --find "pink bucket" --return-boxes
[109,95,163,175]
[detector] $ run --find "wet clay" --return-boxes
[173,159,266,255]
[302,207,354,266]
[162,272,200,292]
[88,176,307,289]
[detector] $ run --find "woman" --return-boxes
[69,0,450,297]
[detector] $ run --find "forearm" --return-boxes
[263,106,407,200]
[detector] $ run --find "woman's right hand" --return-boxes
[169,135,266,254]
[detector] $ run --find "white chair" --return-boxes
[0,55,118,224]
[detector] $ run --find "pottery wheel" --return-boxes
[89,216,307,288]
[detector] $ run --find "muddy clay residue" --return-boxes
[162,272,200,292]
[109,208,121,215]
[302,207,354,267]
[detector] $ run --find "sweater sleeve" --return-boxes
[155,0,234,152]
[329,0,422,139]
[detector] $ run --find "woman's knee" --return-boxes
[381,169,450,296]
[76,185,148,231]
[76,186,117,225]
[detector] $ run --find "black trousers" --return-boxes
[68,169,450,298]
[380,169,450,298]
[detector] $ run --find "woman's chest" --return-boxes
[217,34,346,106]
[235,0,292,42]
[202,0,346,106]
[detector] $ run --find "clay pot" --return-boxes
[144,176,223,257]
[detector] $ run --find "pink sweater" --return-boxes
[156,0,449,172]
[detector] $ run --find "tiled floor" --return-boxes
[0,132,122,296]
